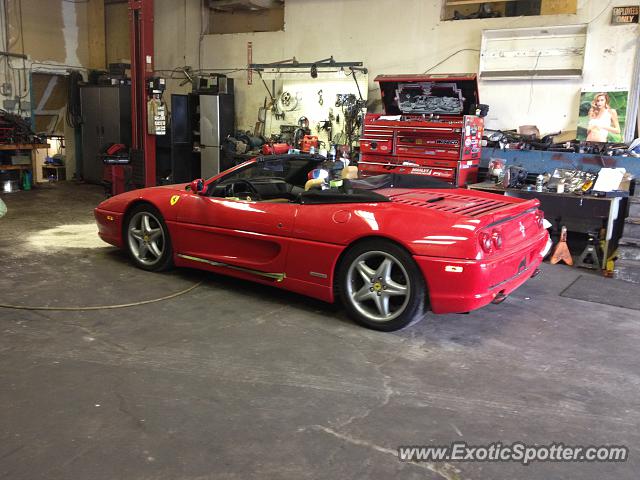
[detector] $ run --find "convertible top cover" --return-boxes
[299,187,389,204]
[297,174,455,204]
[350,174,456,190]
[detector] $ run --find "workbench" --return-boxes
[42,164,66,182]
[0,143,50,187]
[468,182,628,269]
[481,148,640,178]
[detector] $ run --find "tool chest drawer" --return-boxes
[360,138,393,154]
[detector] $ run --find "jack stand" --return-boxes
[551,226,573,266]
[575,232,601,270]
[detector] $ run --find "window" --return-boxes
[208,0,284,34]
[219,157,316,187]
[442,0,577,21]
[31,73,68,135]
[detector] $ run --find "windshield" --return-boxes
[217,156,323,189]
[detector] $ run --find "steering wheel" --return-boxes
[225,179,261,201]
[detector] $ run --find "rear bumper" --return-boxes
[415,232,549,314]
[94,208,124,248]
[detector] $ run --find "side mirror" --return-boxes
[188,178,205,194]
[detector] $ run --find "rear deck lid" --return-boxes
[385,189,541,250]
[385,189,523,218]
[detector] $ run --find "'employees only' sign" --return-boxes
[612,5,639,24]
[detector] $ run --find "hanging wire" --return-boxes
[66,70,83,128]
[423,48,480,74]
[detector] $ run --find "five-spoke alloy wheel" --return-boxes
[126,204,173,271]
[337,239,426,331]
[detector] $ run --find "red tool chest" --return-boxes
[359,74,484,186]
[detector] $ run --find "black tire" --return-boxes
[336,239,426,331]
[124,204,173,272]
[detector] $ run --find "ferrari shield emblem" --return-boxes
[170,195,180,206]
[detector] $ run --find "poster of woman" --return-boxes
[577,91,627,143]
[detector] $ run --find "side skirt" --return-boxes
[177,254,286,282]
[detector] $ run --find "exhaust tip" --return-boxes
[531,268,542,278]
[492,291,508,304]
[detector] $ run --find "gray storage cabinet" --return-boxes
[80,85,131,184]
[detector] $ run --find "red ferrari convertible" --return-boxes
[95,154,551,331]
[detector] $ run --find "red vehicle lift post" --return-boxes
[129,0,156,188]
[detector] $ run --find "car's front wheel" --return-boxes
[125,204,173,272]
[337,239,426,331]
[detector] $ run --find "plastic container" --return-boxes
[329,144,336,161]
[2,180,20,193]
[535,174,544,192]
[488,158,505,181]
[22,171,32,191]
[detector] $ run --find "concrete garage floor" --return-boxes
[1,182,639,480]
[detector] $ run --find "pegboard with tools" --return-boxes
[259,74,368,155]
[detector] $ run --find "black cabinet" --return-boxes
[80,85,131,184]
[156,94,201,184]
[157,93,235,184]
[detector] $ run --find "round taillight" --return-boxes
[492,230,503,249]
[480,232,492,253]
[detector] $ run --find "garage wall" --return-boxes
[5,0,89,67]
[155,0,637,136]
[1,0,105,180]
[1,0,97,109]
[105,2,131,65]
[154,0,203,99]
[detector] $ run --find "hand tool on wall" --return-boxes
[254,98,267,137]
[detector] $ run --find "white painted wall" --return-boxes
[155,0,203,99]
[156,0,638,137]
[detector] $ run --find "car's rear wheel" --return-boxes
[337,239,426,331]
[125,204,173,272]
